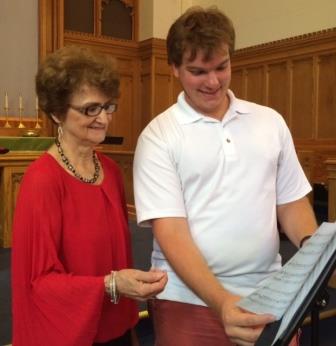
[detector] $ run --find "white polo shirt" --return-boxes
[133,90,311,305]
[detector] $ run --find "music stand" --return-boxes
[256,247,336,346]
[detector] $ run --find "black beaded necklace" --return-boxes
[55,138,100,184]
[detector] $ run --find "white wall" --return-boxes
[0,0,38,117]
[152,0,181,40]
[138,0,154,41]
[196,0,336,49]
[139,0,336,49]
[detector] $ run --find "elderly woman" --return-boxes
[11,46,167,346]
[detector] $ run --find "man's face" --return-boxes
[172,44,231,120]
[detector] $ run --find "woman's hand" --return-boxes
[219,293,275,346]
[112,268,168,301]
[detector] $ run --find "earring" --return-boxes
[57,125,63,142]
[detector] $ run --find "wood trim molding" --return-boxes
[138,38,167,57]
[64,31,138,51]
[232,28,336,66]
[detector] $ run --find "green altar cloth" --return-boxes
[0,137,54,151]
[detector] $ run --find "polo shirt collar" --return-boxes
[175,90,250,125]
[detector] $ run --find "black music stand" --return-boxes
[255,247,336,346]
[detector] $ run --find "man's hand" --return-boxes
[220,293,275,346]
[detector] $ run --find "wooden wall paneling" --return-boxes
[0,166,26,247]
[154,57,172,115]
[139,38,175,130]
[291,57,314,139]
[296,149,315,203]
[103,150,135,219]
[39,0,64,59]
[267,61,289,123]
[154,74,171,115]
[64,33,140,150]
[0,152,41,248]
[110,75,134,150]
[245,66,265,105]
[172,76,183,103]
[230,69,245,99]
[297,150,315,183]
[326,159,336,222]
[316,53,336,139]
[140,57,153,127]
[313,149,336,184]
[107,56,139,150]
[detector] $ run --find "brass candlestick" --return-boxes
[3,92,11,127]
[35,97,41,129]
[18,95,25,128]
[3,107,11,128]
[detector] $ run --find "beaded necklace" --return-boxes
[55,138,100,184]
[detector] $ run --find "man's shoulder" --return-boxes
[233,94,286,125]
[141,103,180,136]
[235,95,279,115]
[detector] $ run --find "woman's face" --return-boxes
[60,85,115,147]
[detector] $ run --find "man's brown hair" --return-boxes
[166,6,235,67]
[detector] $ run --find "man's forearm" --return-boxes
[277,196,318,248]
[152,217,231,315]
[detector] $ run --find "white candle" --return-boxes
[35,96,39,110]
[19,95,23,109]
[4,92,8,108]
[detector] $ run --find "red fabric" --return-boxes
[11,153,138,346]
[149,299,234,346]
[149,300,298,346]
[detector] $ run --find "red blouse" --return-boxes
[11,152,138,346]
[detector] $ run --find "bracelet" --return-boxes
[109,271,120,304]
[299,235,312,248]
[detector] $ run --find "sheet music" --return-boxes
[237,222,336,345]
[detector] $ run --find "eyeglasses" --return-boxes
[68,101,118,117]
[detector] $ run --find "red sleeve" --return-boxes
[11,159,106,346]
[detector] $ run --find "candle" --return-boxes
[4,92,8,109]
[19,95,23,109]
[35,96,39,110]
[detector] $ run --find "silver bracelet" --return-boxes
[110,271,120,304]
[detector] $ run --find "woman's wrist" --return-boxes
[104,271,120,304]
[104,274,111,294]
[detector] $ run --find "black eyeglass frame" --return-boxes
[68,101,118,117]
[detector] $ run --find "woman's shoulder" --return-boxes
[23,153,62,186]
[97,152,124,189]
[97,152,121,173]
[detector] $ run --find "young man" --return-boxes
[133,7,317,346]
